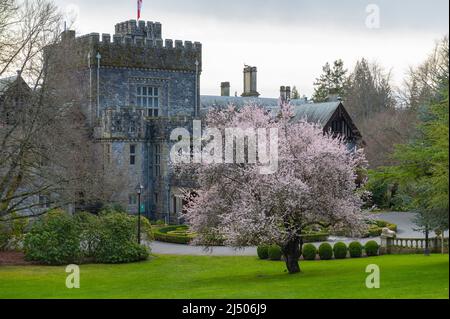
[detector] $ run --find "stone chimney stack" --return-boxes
[221,82,230,96]
[280,86,286,101]
[242,66,260,97]
[280,86,291,102]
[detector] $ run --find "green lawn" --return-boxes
[0,254,448,299]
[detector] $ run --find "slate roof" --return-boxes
[0,75,18,95]
[200,95,340,127]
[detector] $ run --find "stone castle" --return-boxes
[43,19,362,223]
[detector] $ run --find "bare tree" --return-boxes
[1,0,122,221]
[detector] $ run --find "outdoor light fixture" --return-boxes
[136,184,144,244]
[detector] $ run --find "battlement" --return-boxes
[114,20,162,39]
[74,32,201,51]
[59,24,202,72]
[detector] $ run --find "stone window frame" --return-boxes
[128,194,138,206]
[136,86,159,117]
[128,77,169,117]
[153,143,161,177]
[130,144,136,165]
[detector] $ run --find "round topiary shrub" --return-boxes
[257,245,269,260]
[349,241,363,258]
[365,240,380,257]
[318,243,333,260]
[333,242,348,259]
[302,244,317,260]
[267,245,283,261]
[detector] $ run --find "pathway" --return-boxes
[148,212,447,256]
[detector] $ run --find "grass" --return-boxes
[0,254,448,299]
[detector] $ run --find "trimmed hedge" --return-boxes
[318,243,333,260]
[333,242,348,259]
[365,240,380,256]
[302,244,317,260]
[349,241,363,258]
[301,232,330,243]
[153,225,195,244]
[257,245,269,260]
[268,245,283,261]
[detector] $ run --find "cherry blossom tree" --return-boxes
[175,104,368,274]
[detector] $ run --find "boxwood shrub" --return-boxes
[257,245,269,260]
[333,242,348,259]
[318,243,333,260]
[348,241,363,258]
[267,245,283,261]
[302,244,317,260]
[365,240,380,256]
[153,225,195,244]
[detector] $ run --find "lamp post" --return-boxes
[136,184,144,244]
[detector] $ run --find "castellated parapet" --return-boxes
[59,20,202,72]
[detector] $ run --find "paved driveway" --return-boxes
[148,212,447,256]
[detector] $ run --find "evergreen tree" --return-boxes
[312,59,348,102]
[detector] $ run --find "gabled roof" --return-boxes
[290,101,341,126]
[0,75,19,95]
[200,95,340,127]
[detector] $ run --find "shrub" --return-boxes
[257,245,269,260]
[301,232,330,243]
[302,244,317,260]
[153,225,195,244]
[24,210,82,265]
[267,245,283,260]
[365,240,380,256]
[365,220,397,237]
[94,212,149,263]
[318,243,333,260]
[333,242,348,259]
[0,213,29,251]
[349,241,363,258]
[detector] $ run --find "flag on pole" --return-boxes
[137,0,143,20]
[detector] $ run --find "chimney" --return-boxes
[285,86,291,101]
[280,86,286,101]
[241,66,260,97]
[280,86,291,102]
[221,82,230,96]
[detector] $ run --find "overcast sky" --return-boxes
[54,0,449,97]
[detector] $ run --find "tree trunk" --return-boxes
[282,238,301,274]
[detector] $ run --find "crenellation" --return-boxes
[145,38,154,48]
[193,42,202,50]
[59,20,201,72]
[124,35,132,45]
[165,39,173,49]
[89,33,100,44]
[135,36,144,47]
[113,34,122,44]
[175,40,183,49]
[102,33,111,43]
